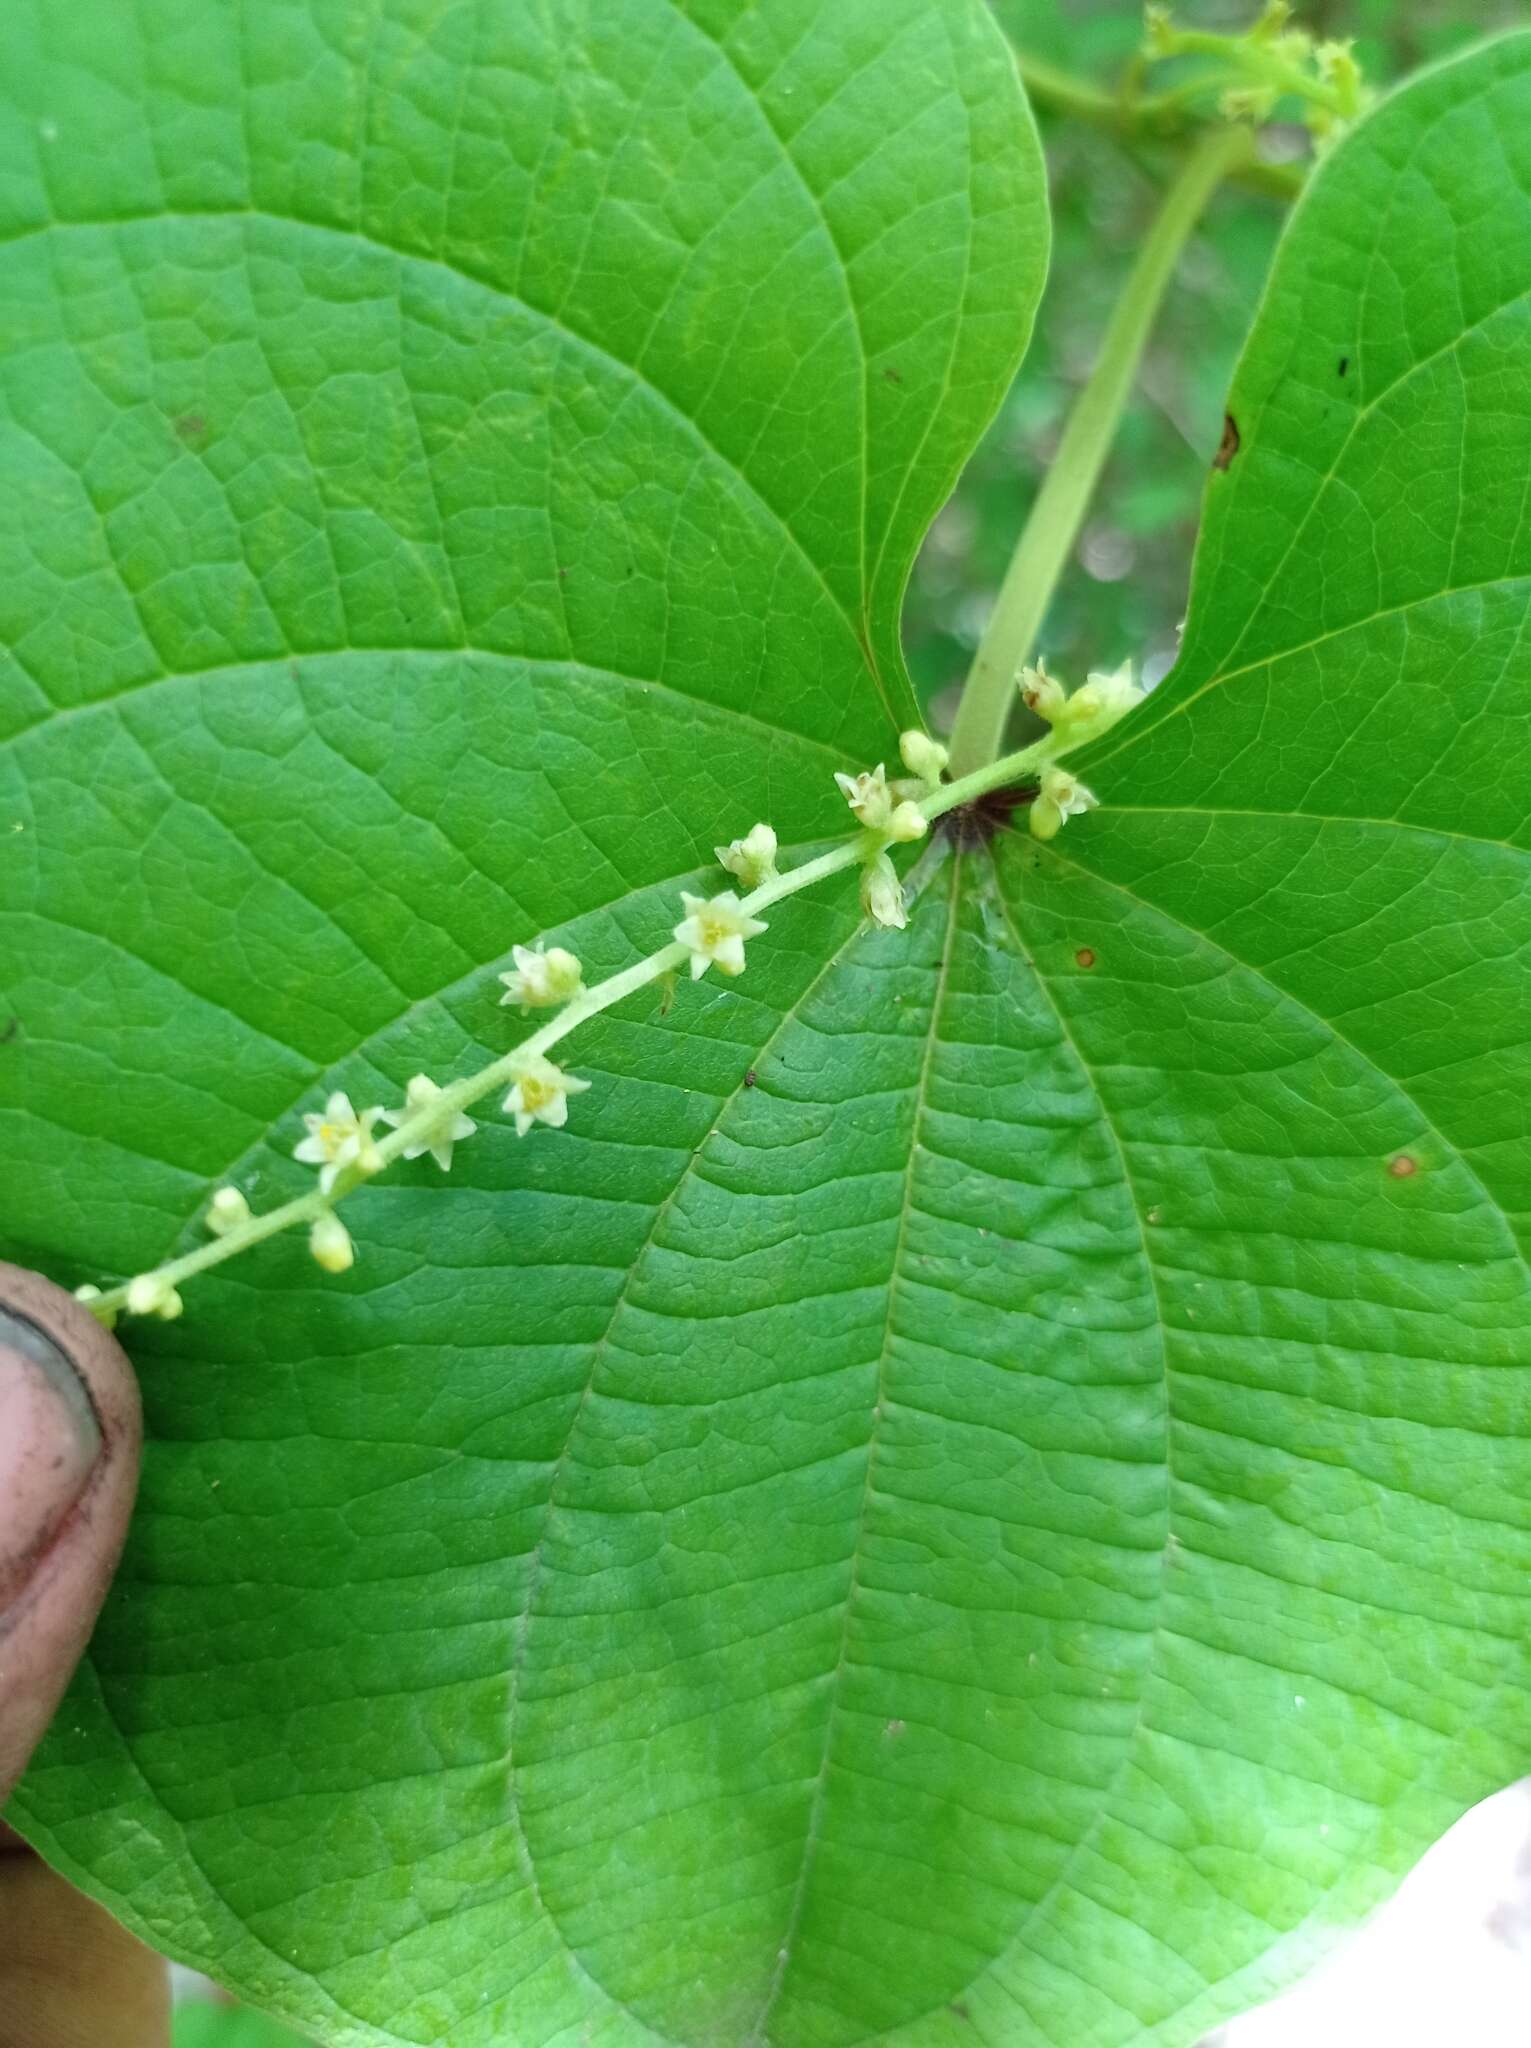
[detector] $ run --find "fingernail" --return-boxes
[0,1307,103,1615]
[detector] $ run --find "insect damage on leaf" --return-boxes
[1213,411,1241,469]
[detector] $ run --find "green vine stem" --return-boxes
[79,732,1070,1325]
[944,121,1252,780]
[1013,52,1304,201]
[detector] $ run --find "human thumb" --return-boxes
[0,1260,141,1804]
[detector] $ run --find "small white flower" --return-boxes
[382,1074,478,1173]
[715,821,778,889]
[860,851,907,931]
[206,1186,251,1236]
[125,1272,183,1320]
[885,801,927,844]
[1019,659,1067,724]
[503,1052,591,1137]
[898,730,948,786]
[834,764,895,832]
[309,1211,355,1274]
[1029,766,1100,842]
[499,940,584,1012]
[294,1091,384,1194]
[673,890,768,980]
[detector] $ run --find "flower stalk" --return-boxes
[944,122,1250,778]
[77,724,1094,1328]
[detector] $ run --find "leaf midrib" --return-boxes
[501,881,874,2046]
[748,846,962,2045]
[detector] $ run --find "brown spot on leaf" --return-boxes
[1074,947,1097,970]
[882,365,903,385]
[1213,413,1240,470]
[173,412,206,442]
[743,1069,757,1088]
[1388,1154,1419,1178]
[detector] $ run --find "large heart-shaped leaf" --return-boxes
[6,8,1531,2046]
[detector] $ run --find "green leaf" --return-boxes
[0,0,1046,2041]
[7,14,1531,2048]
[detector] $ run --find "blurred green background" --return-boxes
[906,0,1527,728]
[167,3,1522,2040]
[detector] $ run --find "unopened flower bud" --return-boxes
[1059,659,1141,742]
[72,1284,118,1330]
[897,730,948,786]
[1019,661,1066,724]
[885,802,927,843]
[860,852,907,931]
[125,1272,183,1320]
[206,1186,251,1236]
[309,1211,355,1274]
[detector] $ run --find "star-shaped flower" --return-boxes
[499,940,584,1013]
[293,1090,384,1194]
[834,764,895,832]
[1029,766,1100,842]
[382,1074,478,1173]
[673,890,768,980]
[503,1052,590,1137]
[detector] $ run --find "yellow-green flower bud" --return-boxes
[885,802,927,844]
[897,730,948,786]
[206,1186,251,1236]
[1019,661,1066,724]
[125,1272,183,1320]
[309,1211,355,1274]
[860,852,907,931]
